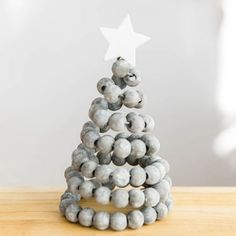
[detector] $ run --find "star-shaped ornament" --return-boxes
[100,15,150,66]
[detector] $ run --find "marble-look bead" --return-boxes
[113,138,131,158]
[134,90,146,109]
[152,162,166,179]
[110,212,127,231]
[127,210,144,229]
[138,156,151,168]
[141,207,157,225]
[127,133,142,142]
[112,58,131,78]
[103,84,122,103]
[78,208,95,227]
[126,155,139,166]
[111,189,129,208]
[129,189,145,208]
[60,191,80,201]
[67,176,84,194]
[99,124,110,133]
[97,77,114,94]
[59,198,76,215]
[72,155,89,170]
[92,109,110,128]
[126,112,145,133]
[164,175,172,187]
[130,166,146,187]
[165,195,173,211]
[94,186,111,205]
[139,114,155,132]
[97,152,111,165]
[141,155,162,167]
[141,134,160,155]
[82,130,100,149]
[112,167,130,187]
[81,121,99,137]
[156,158,170,173]
[108,113,126,131]
[145,165,161,185]
[130,139,146,159]
[111,154,126,166]
[77,143,95,156]
[79,180,95,199]
[64,166,80,180]
[108,97,123,111]
[94,165,113,184]
[154,202,168,220]
[93,211,110,230]
[123,89,140,108]
[112,75,127,89]
[91,97,109,109]
[115,132,130,140]
[96,135,114,154]
[80,160,98,178]
[152,179,171,202]
[144,188,160,207]
[103,180,116,190]
[65,203,81,223]
[124,68,141,87]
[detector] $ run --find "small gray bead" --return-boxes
[59,198,76,215]
[129,189,145,208]
[92,109,110,129]
[141,134,160,155]
[134,90,146,109]
[93,211,110,230]
[124,68,141,87]
[94,165,113,184]
[126,155,139,166]
[78,208,95,227]
[112,58,131,78]
[77,143,95,156]
[108,97,123,111]
[65,203,81,223]
[123,89,140,108]
[115,132,130,140]
[97,77,114,94]
[96,135,114,154]
[127,210,144,229]
[99,123,110,133]
[94,186,111,205]
[103,84,122,103]
[130,139,146,159]
[60,191,79,201]
[79,180,95,199]
[64,166,80,180]
[144,188,160,207]
[91,97,109,109]
[141,207,157,225]
[67,176,84,194]
[113,138,131,158]
[152,162,166,179]
[81,121,99,139]
[130,166,146,187]
[145,165,161,185]
[112,75,127,89]
[97,152,111,165]
[82,130,100,149]
[156,158,170,173]
[154,202,168,220]
[126,112,145,133]
[110,212,127,231]
[108,112,126,131]
[111,189,129,208]
[111,154,126,166]
[127,133,142,142]
[139,114,155,132]
[112,167,130,187]
[141,155,162,167]
[80,160,98,178]
[152,179,171,202]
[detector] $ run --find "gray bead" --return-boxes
[138,156,151,168]
[79,180,95,199]
[129,189,145,208]
[78,208,95,227]
[112,167,130,187]
[141,155,162,167]
[94,165,113,184]
[110,212,127,231]
[64,166,80,180]
[144,188,160,207]
[152,162,166,179]
[112,58,131,78]
[141,207,157,225]
[99,124,110,133]
[60,191,79,201]
[94,186,111,205]
[71,148,90,169]
[164,175,172,187]
[112,75,127,89]
[103,84,122,103]
[156,158,170,173]
[165,195,173,211]
[108,112,126,131]
[126,112,145,133]
[145,165,161,185]
[103,180,115,190]
[127,210,144,229]
[130,166,146,187]
[80,160,98,178]
[82,130,100,149]
[130,139,146,159]
[113,138,131,158]
[124,68,141,87]
[126,155,139,166]
[97,77,114,94]
[123,89,140,108]
[93,211,110,230]
[77,143,95,156]
[141,134,160,155]
[67,176,84,194]
[115,132,130,140]
[92,109,110,129]
[81,121,100,139]
[154,202,168,220]
[139,114,155,132]
[111,189,129,208]
[152,179,171,202]
[127,133,142,142]
[96,135,114,154]
[65,203,81,223]
[59,198,76,215]
[97,152,111,165]
[91,97,109,109]
[108,97,123,111]
[111,154,126,166]
[134,90,146,109]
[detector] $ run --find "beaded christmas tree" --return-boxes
[59,15,172,231]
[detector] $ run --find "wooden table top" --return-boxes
[0,187,236,236]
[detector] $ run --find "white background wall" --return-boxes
[0,0,235,186]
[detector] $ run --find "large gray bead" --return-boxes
[130,139,146,159]
[59,198,76,215]
[124,68,141,87]
[67,176,84,194]
[111,189,129,208]
[79,180,95,199]
[111,154,126,166]
[144,188,160,207]
[129,189,145,208]
[139,114,155,132]
[94,186,111,205]
[64,166,80,180]
[96,135,114,154]
[94,165,113,184]
[152,162,166,179]
[127,133,142,142]
[108,97,123,111]
[82,130,100,149]
[126,112,145,133]
[93,211,110,230]
[103,84,122,103]
[81,121,100,138]
[110,212,127,231]
[127,210,144,229]
[80,160,98,178]
[91,97,109,109]
[141,134,160,155]
[108,112,126,131]
[112,167,130,187]
[156,158,170,173]
[145,165,161,185]
[130,166,146,187]
[115,132,130,140]
[134,90,146,109]
[97,152,111,165]
[78,208,95,227]
[141,207,157,225]
[97,77,114,94]
[113,138,131,158]
[123,89,140,108]
[65,203,81,223]
[126,155,139,166]
[112,75,127,89]
[154,202,168,220]
[92,109,110,129]
[152,179,171,202]
[112,58,131,78]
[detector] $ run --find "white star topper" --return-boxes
[100,15,150,66]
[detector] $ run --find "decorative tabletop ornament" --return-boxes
[59,14,173,231]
